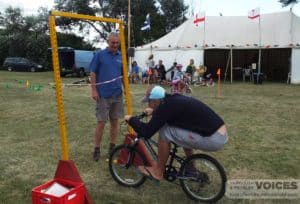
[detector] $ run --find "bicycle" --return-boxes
[170,77,192,95]
[108,113,227,203]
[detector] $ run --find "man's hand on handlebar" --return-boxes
[124,115,132,123]
[124,110,151,123]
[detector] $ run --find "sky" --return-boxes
[185,0,300,17]
[0,0,54,15]
[0,0,299,17]
[0,0,299,48]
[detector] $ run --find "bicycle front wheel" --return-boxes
[109,144,147,187]
[179,154,226,203]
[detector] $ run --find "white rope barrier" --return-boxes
[49,76,123,87]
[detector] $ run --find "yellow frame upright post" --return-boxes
[48,11,133,160]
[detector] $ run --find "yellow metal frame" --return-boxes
[49,11,132,160]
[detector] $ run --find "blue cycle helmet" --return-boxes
[149,86,166,100]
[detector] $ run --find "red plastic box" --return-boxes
[32,178,85,204]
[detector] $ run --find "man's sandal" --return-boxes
[138,166,161,186]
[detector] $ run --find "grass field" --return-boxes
[0,71,300,204]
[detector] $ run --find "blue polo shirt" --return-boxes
[89,48,123,98]
[131,65,140,74]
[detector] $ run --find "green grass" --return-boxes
[0,71,300,203]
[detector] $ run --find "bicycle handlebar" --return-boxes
[122,112,147,135]
[124,112,147,140]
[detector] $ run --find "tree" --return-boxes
[279,0,299,7]
[54,0,115,41]
[158,0,188,32]
[24,7,50,33]
[0,7,28,58]
[56,33,95,50]
[130,0,165,46]
[53,0,161,46]
[0,6,94,67]
[0,7,25,33]
[53,0,189,47]
[0,30,9,65]
[0,7,52,62]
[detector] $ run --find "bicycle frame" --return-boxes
[141,137,158,161]
[166,142,186,169]
[122,133,156,167]
[119,114,188,180]
[122,132,186,181]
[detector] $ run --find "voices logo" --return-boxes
[226,179,300,199]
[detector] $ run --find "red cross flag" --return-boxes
[248,8,260,19]
[193,13,205,26]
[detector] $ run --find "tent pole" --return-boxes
[230,48,233,84]
[203,48,205,68]
[257,49,261,83]
[202,13,206,68]
[224,50,231,82]
[257,13,262,84]
[128,0,131,48]
[288,9,293,84]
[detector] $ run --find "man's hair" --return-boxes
[108,31,120,41]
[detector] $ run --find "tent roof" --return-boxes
[136,11,300,50]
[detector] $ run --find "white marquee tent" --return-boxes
[133,11,300,84]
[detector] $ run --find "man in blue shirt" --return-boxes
[90,32,124,162]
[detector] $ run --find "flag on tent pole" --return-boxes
[141,14,150,31]
[248,7,262,84]
[248,8,260,19]
[193,12,205,26]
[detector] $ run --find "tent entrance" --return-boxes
[204,48,291,82]
[261,48,291,82]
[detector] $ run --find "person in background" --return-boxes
[186,59,196,84]
[197,65,207,83]
[130,61,140,83]
[90,32,124,162]
[142,66,149,84]
[172,64,185,93]
[155,59,166,83]
[146,54,156,83]
[166,62,177,81]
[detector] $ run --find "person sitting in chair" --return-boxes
[130,61,140,83]
[172,64,185,93]
[197,65,207,82]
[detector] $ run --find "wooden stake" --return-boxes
[217,68,221,98]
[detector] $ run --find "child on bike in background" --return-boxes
[125,86,228,181]
[171,64,185,93]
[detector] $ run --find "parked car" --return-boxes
[2,57,45,72]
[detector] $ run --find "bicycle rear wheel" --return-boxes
[179,154,226,203]
[109,144,147,187]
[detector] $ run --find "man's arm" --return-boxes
[127,106,167,139]
[91,72,99,101]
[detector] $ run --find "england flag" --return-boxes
[141,14,150,31]
[193,12,205,27]
[248,8,260,19]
